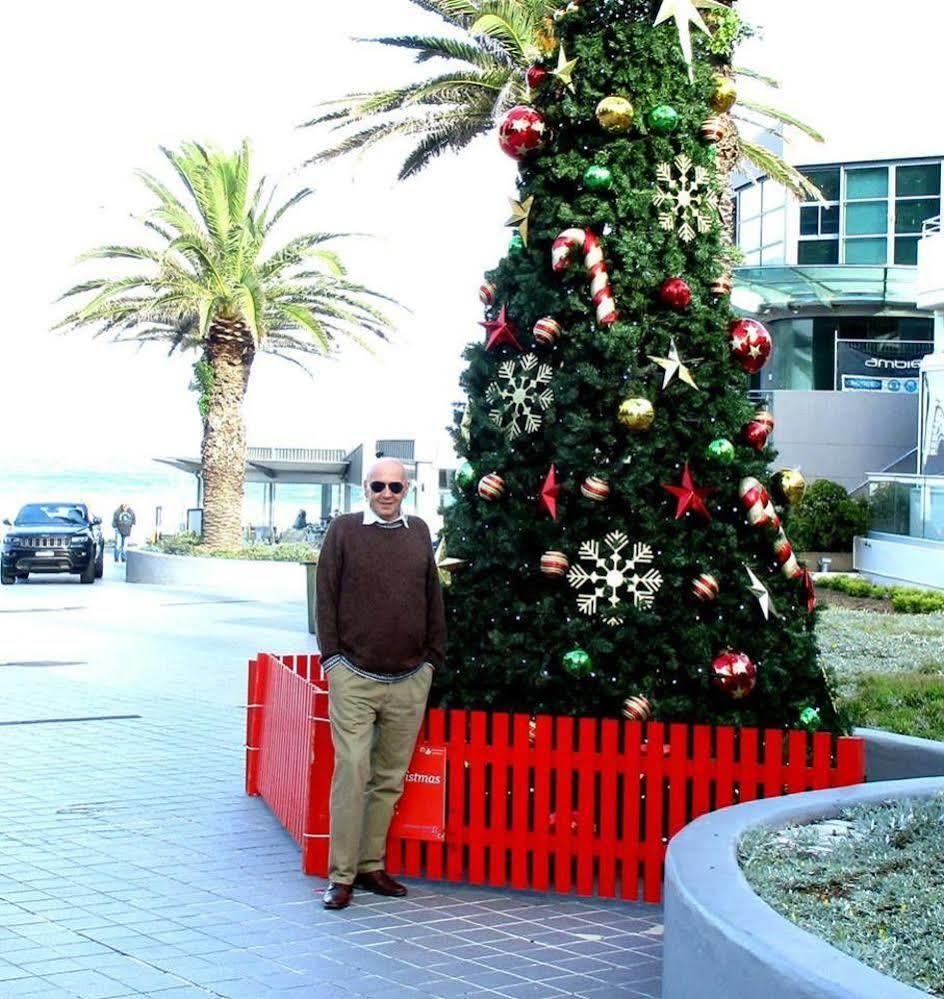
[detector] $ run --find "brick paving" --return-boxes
[0,567,662,997]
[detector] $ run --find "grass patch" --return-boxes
[816,575,944,614]
[150,532,316,563]
[845,671,944,741]
[740,795,944,996]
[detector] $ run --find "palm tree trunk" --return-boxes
[200,326,254,551]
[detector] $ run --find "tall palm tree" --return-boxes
[305,0,822,200]
[58,141,395,551]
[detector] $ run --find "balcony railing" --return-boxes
[247,447,347,463]
[865,473,944,543]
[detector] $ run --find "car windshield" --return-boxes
[15,504,88,527]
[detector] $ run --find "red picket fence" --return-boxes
[246,652,865,903]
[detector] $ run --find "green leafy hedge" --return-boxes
[816,574,944,614]
[150,532,316,563]
[785,479,869,553]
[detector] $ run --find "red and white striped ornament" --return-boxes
[540,550,570,577]
[479,281,497,306]
[739,477,781,532]
[773,529,802,580]
[551,227,619,326]
[533,316,562,346]
[692,572,719,602]
[477,473,506,502]
[580,476,610,502]
[622,695,653,722]
[710,272,733,297]
[700,116,724,144]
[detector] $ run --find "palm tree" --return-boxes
[304,0,822,200]
[58,141,395,551]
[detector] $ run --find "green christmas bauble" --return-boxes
[648,104,679,135]
[799,706,822,732]
[508,232,525,256]
[706,438,735,465]
[583,164,613,192]
[454,460,475,488]
[563,648,592,676]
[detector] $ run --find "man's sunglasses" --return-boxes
[369,481,405,494]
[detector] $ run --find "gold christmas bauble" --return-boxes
[771,468,806,506]
[711,75,737,113]
[618,397,655,432]
[596,95,635,133]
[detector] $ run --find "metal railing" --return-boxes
[247,447,346,463]
[922,215,941,237]
[865,473,944,543]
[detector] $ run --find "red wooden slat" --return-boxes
[468,712,488,884]
[531,715,553,892]
[834,735,866,788]
[424,709,447,881]
[576,718,597,896]
[786,731,809,794]
[553,716,574,895]
[445,709,467,882]
[667,724,689,841]
[642,723,665,904]
[597,720,619,898]
[715,727,735,809]
[690,725,712,818]
[620,722,642,901]
[488,713,510,888]
[510,714,531,890]
[811,731,832,787]
[738,728,759,803]
[763,729,784,798]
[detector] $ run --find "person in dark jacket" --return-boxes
[111,503,136,562]
[316,458,446,910]
[292,509,308,530]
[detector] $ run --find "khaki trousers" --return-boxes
[327,663,432,884]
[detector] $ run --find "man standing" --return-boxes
[112,503,136,562]
[316,458,445,910]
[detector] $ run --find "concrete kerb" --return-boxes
[662,777,944,999]
[126,547,306,601]
[856,726,944,781]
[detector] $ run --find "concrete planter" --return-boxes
[663,777,944,999]
[856,726,944,781]
[127,548,306,602]
[799,550,854,572]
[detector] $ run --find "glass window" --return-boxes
[844,238,887,264]
[800,205,819,236]
[739,218,761,252]
[821,205,840,234]
[761,243,785,265]
[895,197,940,233]
[763,183,786,210]
[742,248,761,266]
[797,239,839,265]
[739,184,761,219]
[846,201,887,235]
[895,236,919,265]
[762,207,786,246]
[846,167,888,199]
[802,168,840,202]
[896,163,941,197]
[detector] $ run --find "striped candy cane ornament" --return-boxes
[551,227,619,326]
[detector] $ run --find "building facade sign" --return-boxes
[836,340,926,393]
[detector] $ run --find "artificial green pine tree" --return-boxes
[438,0,842,732]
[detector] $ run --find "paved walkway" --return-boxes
[0,564,662,998]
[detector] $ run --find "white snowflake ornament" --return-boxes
[652,154,719,242]
[567,531,663,625]
[485,354,554,441]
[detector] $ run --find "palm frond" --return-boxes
[370,34,512,70]
[734,65,780,88]
[739,138,826,202]
[738,99,825,143]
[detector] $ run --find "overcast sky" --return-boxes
[2,0,942,472]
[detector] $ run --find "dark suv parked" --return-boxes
[1,503,104,584]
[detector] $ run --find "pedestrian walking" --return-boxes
[316,458,446,910]
[111,503,136,562]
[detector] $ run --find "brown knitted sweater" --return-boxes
[315,513,446,675]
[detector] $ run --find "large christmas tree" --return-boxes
[438,0,840,731]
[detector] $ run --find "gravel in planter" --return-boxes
[740,794,944,996]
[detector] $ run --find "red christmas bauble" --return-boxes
[498,105,548,160]
[692,572,719,602]
[729,319,773,374]
[533,316,562,346]
[711,650,757,700]
[526,64,547,90]
[659,277,692,311]
[742,420,771,452]
[622,695,653,722]
[755,409,775,432]
[477,473,505,501]
[540,550,569,577]
[580,476,610,502]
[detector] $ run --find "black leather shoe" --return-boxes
[322,882,353,910]
[353,870,408,897]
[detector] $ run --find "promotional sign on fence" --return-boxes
[389,743,447,842]
[836,340,926,392]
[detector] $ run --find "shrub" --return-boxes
[150,534,316,563]
[786,479,869,552]
[816,575,944,613]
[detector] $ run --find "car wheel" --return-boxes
[0,571,14,585]
[79,558,96,584]
[94,554,104,579]
[15,571,28,581]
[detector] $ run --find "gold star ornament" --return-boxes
[551,43,578,93]
[435,538,467,587]
[647,338,699,390]
[505,195,535,247]
[653,0,712,83]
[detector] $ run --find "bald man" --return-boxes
[316,458,446,910]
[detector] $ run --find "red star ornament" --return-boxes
[539,464,561,520]
[662,462,714,521]
[481,305,523,352]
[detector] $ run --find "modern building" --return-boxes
[732,150,942,491]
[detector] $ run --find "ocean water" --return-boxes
[0,462,346,541]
